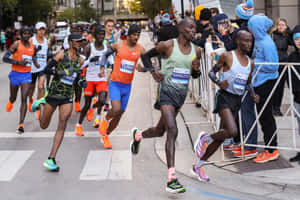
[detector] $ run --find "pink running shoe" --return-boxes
[191,164,209,182]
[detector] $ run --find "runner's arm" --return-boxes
[44,50,64,75]
[2,41,21,65]
[191,46,201,79]
[208,52,227,84]
[136,46,146,72]
[246,60,259,102]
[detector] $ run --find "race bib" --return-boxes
[120,59,134,74]
[233,74,248,91]
[22,55,32,67]
[171,68,190,84]
[61,72,77,85]
[36,53,47,68]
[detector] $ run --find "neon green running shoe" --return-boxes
[43,158,59,172]
[166,179,186,193]
[31,97,46,112]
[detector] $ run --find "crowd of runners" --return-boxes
[1,0,300,194]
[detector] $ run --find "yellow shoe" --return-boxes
[75,124,84,136]
[98,115,109,136]
[93,118,100,128]
[101,135,112,149]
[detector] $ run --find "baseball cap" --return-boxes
[68,32,84,41]
[35,22,46,30]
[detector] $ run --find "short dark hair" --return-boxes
[210,7,219,15]
[105,19,115,25]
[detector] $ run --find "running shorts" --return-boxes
[84,81,108,96]
[32,71,46,84]
[213,90,242,116]
[109,80,132,111]
[46,96,73,107]
[9,71,32,86]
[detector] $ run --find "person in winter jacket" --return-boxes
[248,14,280,163]
[271,18,293,116]
[288,25,300,163]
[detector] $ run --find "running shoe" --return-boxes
[194,132,209,159]
[43,158,59,172]
[74,101,81,112]
[253,150,279,163]
[166,179,186,193]
[86,108,94,122]
[75,124,84,136]
[31,97,46,112]
[16,124,24,134]
[130,128,141,155]
[231,145,242,153]
[104,103,109,112]
[28,97,33,112]
[190,164,209,182]
[101,135,112,149]
[99,115,108,136]
[6,101,13,112]
[233,149,258,158]
[93,118,100,128]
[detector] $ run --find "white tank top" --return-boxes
[31,35,48,73]
[220,51,251,96]
[86,42,107,82]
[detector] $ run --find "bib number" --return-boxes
[61,72,77,85]
[233,74,248,91]
[22,55,32,67]
[171,68,190,84]
[120,59,134,74]
[36,53,47,67]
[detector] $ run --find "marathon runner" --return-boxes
[130,18,201,193]
[31,32,86,171]
[28,22,49,120]
[3,26,38,133]
[75,25,110,136]
[98,24,145,149]
[193,31,259,181]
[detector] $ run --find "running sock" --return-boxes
[135,131,143,141]
[196,160,205,169]
[96,115,101,120]
[168,167,176,182]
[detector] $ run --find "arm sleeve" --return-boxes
[44,59,58,75]
[141,48,160,72]
[2,50,19,65]
[208,64,221,84]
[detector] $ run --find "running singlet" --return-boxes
[111,40,140,84]
[12,40,34,73]
[86,42,107,81]
[48,51,81,100]
[31,36,48,73]
[104,33,115,67]
[220,51,251,96]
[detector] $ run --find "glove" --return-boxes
[78,79,87,88]
[89,56,100,63]
[58,68,74,76]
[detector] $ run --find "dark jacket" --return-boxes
[157,22,179,42]
[193,21,212,48]
[271,30,293,62]
[289,50,300,104]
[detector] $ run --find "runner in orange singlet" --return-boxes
[98,24,145,149]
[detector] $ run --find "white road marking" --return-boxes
[80,150,132,180]
[0,151,34,181]
[0,131,130,138]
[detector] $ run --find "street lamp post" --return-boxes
[181,0,184,18]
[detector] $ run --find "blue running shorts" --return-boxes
[109,81,132,111]
[9,71,32,86]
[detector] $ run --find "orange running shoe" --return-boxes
[231,145,241,153]
[233,149,258,158]
[74,101,81,112]
[99,115,109,136]
[253,150,279,163]
[36,110,40,120]
[75,124,84,136]
[101,135,112,149]
[6,102,13,112]
[28,98,33,112]
[86,108,94,122]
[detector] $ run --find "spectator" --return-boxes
[271,18,293,116]
[210,7,220,18]
[248,14,279,163]
[193,8,212,48]
[288,25,300,163]
[194,5,205,21]
[0,30,5,51]
[157,13,179,42]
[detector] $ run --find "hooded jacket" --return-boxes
[248,15,279,87]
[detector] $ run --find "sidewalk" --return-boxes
[141,32,300,200]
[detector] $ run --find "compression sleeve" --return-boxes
[141,48,160,72]
[208,64,221,84]
[44,59,58,75]
[2,50,19,65]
